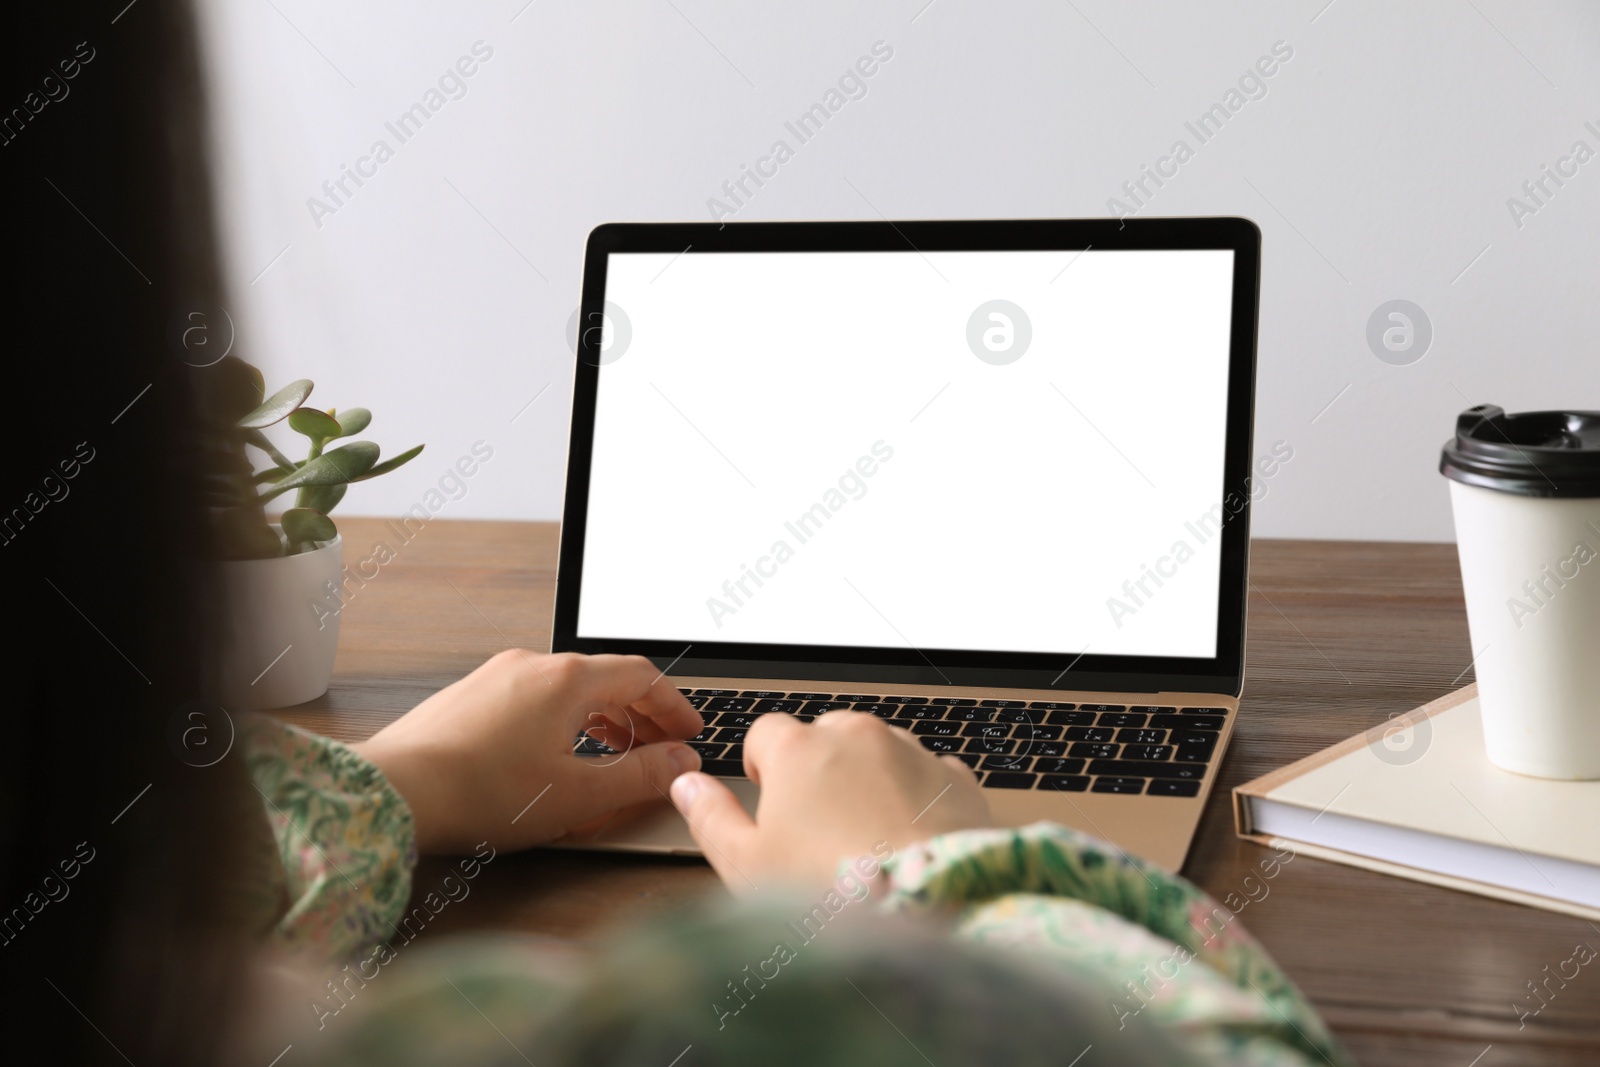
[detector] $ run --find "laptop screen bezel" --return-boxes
[552,218,1260,696]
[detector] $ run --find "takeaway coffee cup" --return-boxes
[1441,404,1600,779]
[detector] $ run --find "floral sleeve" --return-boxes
[878,822,1352,1067]
[241,716,417,962]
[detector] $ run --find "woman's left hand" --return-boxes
[352,650,702,854]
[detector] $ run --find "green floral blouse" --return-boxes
[243,717,1352,1067]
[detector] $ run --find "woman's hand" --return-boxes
[668,710,992,893]
[352,650,702,854]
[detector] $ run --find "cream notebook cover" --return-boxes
[1233,684,1600,920]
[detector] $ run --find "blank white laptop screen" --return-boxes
[575,249,1234,659]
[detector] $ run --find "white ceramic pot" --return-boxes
[219,533,343,710]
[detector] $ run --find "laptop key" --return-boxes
[961,722,1012,739]
[1098,712,1147,729]
[688,741,725,758]
[965,737,1016,755]
[954,752,982,768]
[689,725,717,742]
[741,690,787,698]
[1068,742,1118,759]
[834,694,878,702]
[752,699,804,713]
[1129,705,1177,714]
[1012,724,1062,741]
[723,744,744,762]
[1159,713,1223,731]
[685,695,709,709]
[919,736,962,754]
[706,697,754,712]
[1182,707,1230,715]
[693,689,739,697]
[994,708,1046,724]
[882,695,929,704]
[1029,701,1077,710]
[931,697,978,705]
[1063,726,1114,743]
[980,754,1034,773]
[1171,728,1218,747]
[801,701,853,714]
[713,727,747,744]
[1123,744,1174,762]
[945,707,997,722]
[1012,739,1066,758]
[1045,710,1098,726]
[1089,759,1203,780]
[1092,777,1145,794]
[884,718,914,730]
[1079,703,1127,713]
[984,772,1037,789]
[1116,728,1166,745]
[1041,774,1090,792]
[891,705,944,720]
[1148,779,1202,797]
[911,720,961,737]
[700,758,746,778]
[853,703,900,717]
[714,712,760,728]
[980,699,1028,707]
[1034,757,1086,775]
[573,737,616,756]
[787,692,833,701]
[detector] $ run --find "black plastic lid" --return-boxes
[1440,404,1600,498]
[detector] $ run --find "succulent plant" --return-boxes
[202,358,422,559]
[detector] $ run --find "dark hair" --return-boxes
[0,2,244,1063]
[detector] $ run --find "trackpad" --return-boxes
[548,778,760,855]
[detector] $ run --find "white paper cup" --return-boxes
[1442,404,1600,779]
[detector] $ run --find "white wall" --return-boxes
[199,1,1600,542]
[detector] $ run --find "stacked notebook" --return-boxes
[1233,685,1600,919]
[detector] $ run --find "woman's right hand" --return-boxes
[669,710,992,893]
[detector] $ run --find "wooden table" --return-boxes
[276,517,1600,1067]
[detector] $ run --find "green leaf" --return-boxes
[282,507,338,548]
[244,428,296,471]
[205,357,267,424]
[200,473,253,505]
[288,406,341,442]
[296,483,347,514]
[350,443,424,482]
[238,379,313,429]
[212,510,285,560]
[334,407,371,437]
[258,441,380,500]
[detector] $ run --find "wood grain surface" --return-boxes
[273,517,1600,1066]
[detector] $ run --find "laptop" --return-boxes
[550,217,1261,872]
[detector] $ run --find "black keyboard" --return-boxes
[570,689,1229,798]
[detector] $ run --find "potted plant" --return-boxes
[204,358,422,708]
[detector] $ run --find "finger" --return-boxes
[885,721,927,750]
[670,771,760,893]
[581,707,683,750]
[742,712,804,787]
[940,753,979,782]
[559,654,701,739]
[581,714,640,754]
[571,737,700,808]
